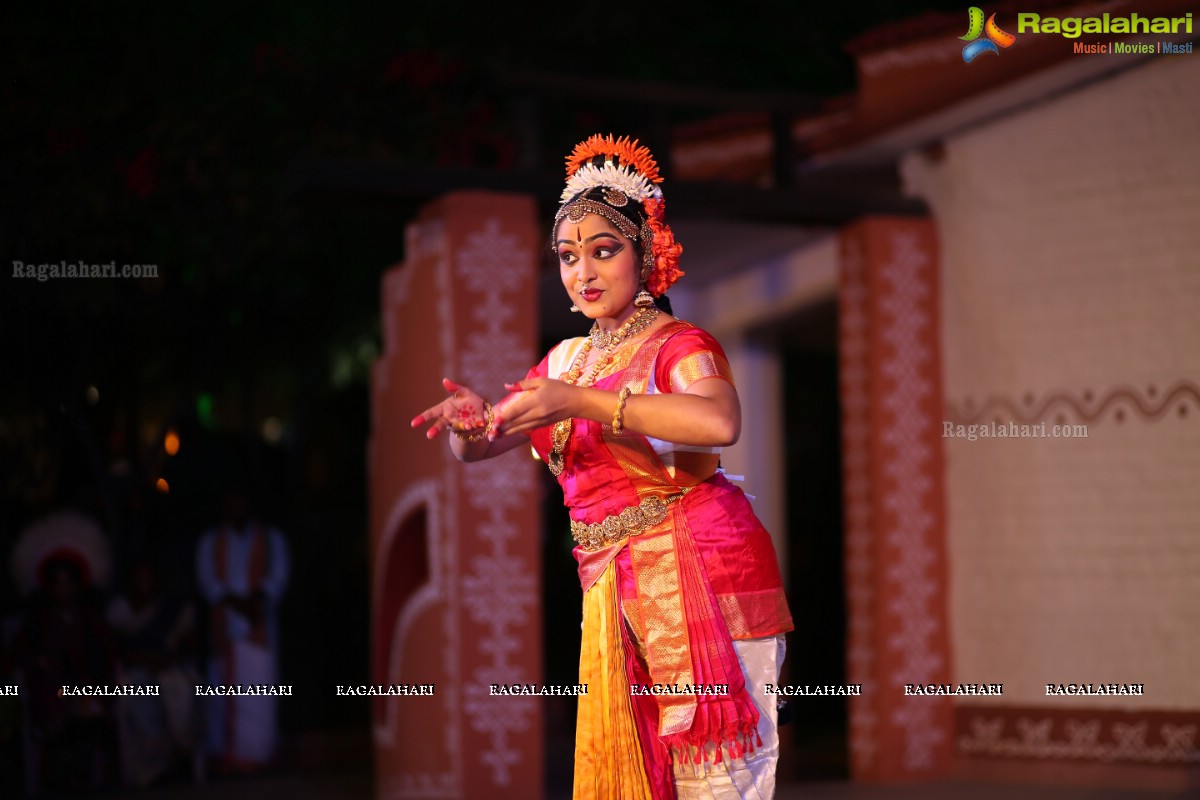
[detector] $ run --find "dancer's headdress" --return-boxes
[554,134,683,297]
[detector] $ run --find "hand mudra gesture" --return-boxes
[410,378,491,440]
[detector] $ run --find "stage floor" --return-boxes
[129,769,1199,800]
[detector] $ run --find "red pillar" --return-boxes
[839,217,953,781]
[368,191,544,798]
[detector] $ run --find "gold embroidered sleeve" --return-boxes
[668,350,734,393]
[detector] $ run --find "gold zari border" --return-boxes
[668,350,733,393]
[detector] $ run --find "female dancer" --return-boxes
[413,134,793,799]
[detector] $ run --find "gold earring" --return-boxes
[569,304,581,312]
[634,289,654,308]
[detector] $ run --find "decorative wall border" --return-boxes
[945,380,1199,426]
[957,705,1200,765]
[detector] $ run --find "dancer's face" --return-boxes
[555,214,639,324]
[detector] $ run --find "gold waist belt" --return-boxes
[570,490,690,552]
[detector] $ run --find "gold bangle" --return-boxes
[612,387,632,434]
[452,401,493,442]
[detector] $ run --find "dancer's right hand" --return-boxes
[410,378,490,440]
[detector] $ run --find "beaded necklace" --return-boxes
[547,306,659,476]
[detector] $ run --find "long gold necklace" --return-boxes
[547,306,659,476]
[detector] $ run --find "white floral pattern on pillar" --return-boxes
[878,230,945,773]
[454,216,539,787]
[839,233,879,775]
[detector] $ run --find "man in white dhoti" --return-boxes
[195,488,289,772]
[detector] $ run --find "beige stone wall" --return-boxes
[901,55,1200,710]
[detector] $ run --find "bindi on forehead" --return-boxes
[555,217,623,246]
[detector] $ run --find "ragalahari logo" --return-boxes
[961,7,1017,62]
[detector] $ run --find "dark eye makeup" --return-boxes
[556,240,623,263]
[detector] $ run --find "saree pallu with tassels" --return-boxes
[526,321,794,799]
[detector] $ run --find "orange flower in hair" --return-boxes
[565,134,662,184]
[645,197,684,297]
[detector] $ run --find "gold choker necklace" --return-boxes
[589,306,659,351]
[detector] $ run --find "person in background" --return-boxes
[195,485,289,773]
[107,556,199,786]
[13,556,120,792]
